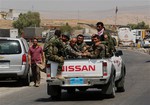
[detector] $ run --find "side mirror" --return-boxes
[115,50,123,56]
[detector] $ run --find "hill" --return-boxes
[0,13,149,29]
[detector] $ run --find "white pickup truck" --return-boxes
[46,50,126,100]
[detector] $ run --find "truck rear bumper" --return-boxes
[47,78,109,87]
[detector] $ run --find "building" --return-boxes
[0,9,20,20]
[0,11,7,19]
[6,9,19,20]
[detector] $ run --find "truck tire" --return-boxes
[102,74,116,98]
[47,85,61,100]
[116,66,125,92]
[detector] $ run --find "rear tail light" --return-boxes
[22,54,26,65]
[47,73,51,78]
[103,62,107,76]
[46,64,51,79]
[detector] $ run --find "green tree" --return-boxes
[137,21,149,29]
[127,24,137,30]
[13,11,41,35]
[127,21,149,29]
[72,25,83,30]
[60,23,73,34]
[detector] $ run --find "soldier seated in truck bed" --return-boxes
[82,34,107,58]
[65,38,83,59]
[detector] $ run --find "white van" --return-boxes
[0,37,31,86]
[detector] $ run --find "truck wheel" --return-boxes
[102,75,116,98]
[116,68,125,92]
[47,85,61,100]
[108,75,116,98]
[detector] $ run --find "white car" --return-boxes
[141,38,150,48]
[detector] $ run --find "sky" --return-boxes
[0,0,150,19]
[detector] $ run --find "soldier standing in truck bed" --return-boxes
[96,22,115,57]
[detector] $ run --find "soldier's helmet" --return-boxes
[62,32,70,41]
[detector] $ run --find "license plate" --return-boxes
[0,62,9,68]
[70,78,84,85]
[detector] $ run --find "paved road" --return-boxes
[0,50,150,105]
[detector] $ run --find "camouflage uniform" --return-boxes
[87,43,106,58]
[100,32,115,57]
[66,44,81,58]
[76,42,87,53]
[43,35,66,75]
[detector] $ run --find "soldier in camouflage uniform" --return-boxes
[76,34,88,53]
[83,35,106,58]
[43,30,66,80]
[96,22,115,57]
[103,34,116,56]
[61,32,70,45]
[66,38,82,58]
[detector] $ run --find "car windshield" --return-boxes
[0,40,21,54]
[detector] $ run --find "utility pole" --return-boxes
[77,9,80,29]
[78,9,80,24]
[32,5,34,12]
[115,6,118,30]
[115,6,119,47]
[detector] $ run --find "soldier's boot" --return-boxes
[56,75,65,80]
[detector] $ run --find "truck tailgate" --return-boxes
[48,59,103,77]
